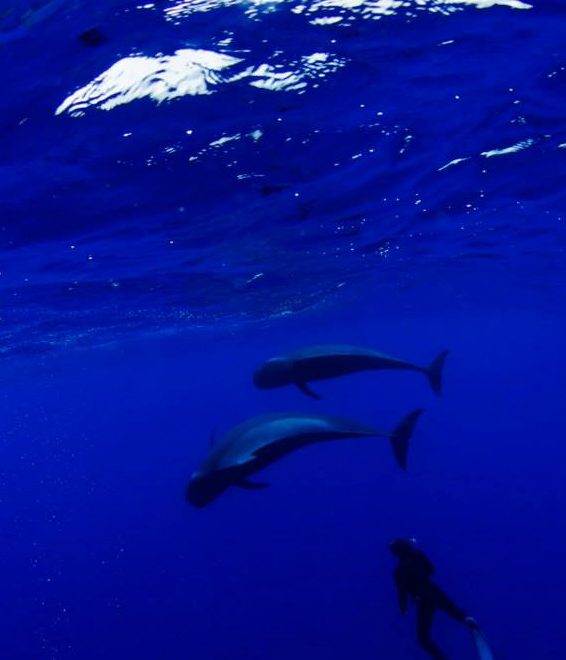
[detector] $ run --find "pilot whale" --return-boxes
[186,408,423,507]
[253,344,449,399]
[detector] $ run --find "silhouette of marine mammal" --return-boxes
[253,344,449,399]
[186,408,423,507]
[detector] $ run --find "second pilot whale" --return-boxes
[253,344,449,399]
[186,408,423,507]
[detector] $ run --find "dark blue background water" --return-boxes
[1,1,565,659]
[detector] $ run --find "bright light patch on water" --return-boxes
[481,139,534,158]
[55,50,242,117]
[164,0,531,28]
[305,0,403,18]
[210,134,242,147]
[449,0,531,8]
[286,0,532,27]
[56,48,345,116]
[166,0,285,20]
[234,52,344,93]
[246,272,264,283]
[246,63,307,92]
[309,15,343,23]
[438,157,470,171]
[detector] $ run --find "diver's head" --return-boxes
[253,357,291,389]
[186,471,229,507]
[389,537,418,558]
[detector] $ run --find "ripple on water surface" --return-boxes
[1,0,564,358]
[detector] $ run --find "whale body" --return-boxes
[186,408,423,507]
[253,344,449,398]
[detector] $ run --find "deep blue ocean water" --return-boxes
[1,1,565,659]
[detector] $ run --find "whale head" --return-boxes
[186,470,231,507]
[253,357,292,389]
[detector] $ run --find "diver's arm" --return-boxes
[394,568,408,614]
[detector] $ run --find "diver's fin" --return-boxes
[236,479,269,489]
[470,627,494,660]
[426,350,449,396]
[389,408,424,470]
[209,428,215,449]
[295,381,321,399]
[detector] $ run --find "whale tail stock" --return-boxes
[425,350,449,396]
[389,408,424,470]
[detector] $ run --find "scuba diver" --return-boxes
[389,538,493,660]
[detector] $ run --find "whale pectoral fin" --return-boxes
[295,381,321,399]
[236,479,269,489]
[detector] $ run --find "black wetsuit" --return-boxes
[394,547,468,660]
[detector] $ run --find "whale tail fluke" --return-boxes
[389,408,424,470]
[426,350,449,396]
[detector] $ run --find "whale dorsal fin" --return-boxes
[236,478,269,489]
[295,381,321,399]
